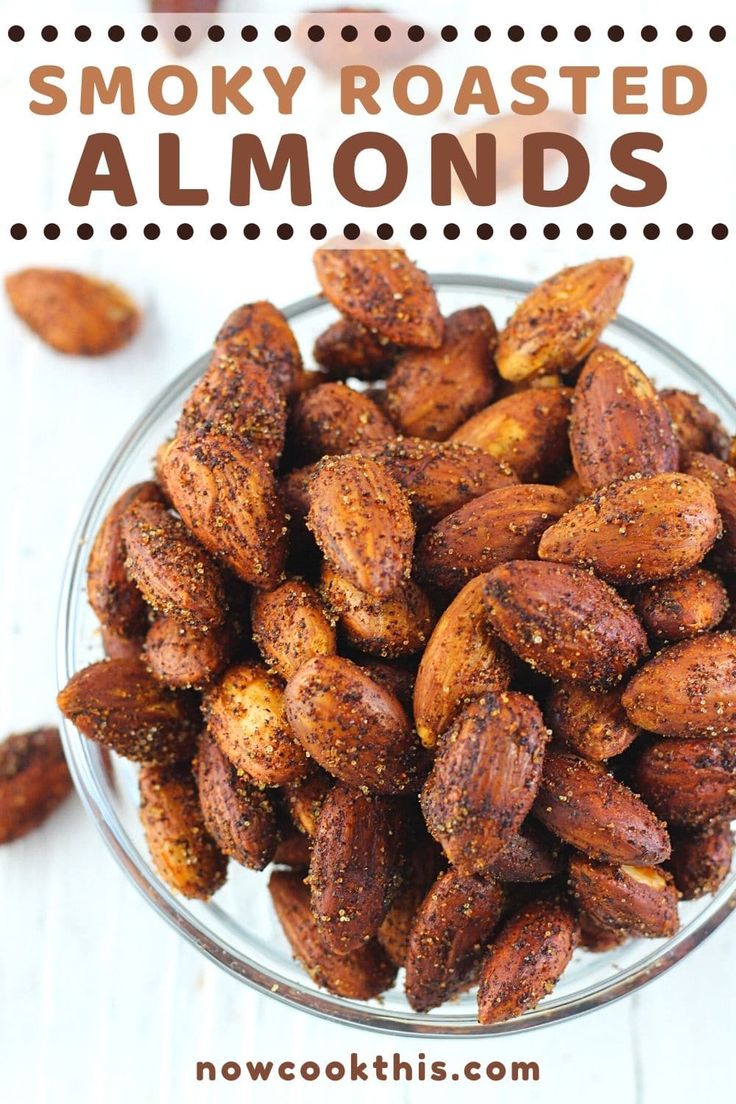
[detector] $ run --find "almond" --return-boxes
[273,830,312,870]
[660,389,730,462]
[57,658,198,765]
[632,567,729,643]
[495,257,632,382]
[87,481,164,638]
[377,826,444,968]
[669,823,734,899]
[421,692,549,874]
[143,615,232,689]
[357,437,518,529]
[203,661,309,786]
[101,625,144,661]
[313,247,443,348]
[483,561,649,687]
[309,784,404,953]
[269,869,397,1000]
[569,855,679,938]
[404,868,506,1012]
[5,267,140,355]
[307,455,415,599]
[451,388,572,482]
[622,632,736,737]
[533,745,671,864]
[416,484,570,592]
[160,431,287,589]
[630,737,736,828]
[251,580,336,680]
[213,300,304,398]
[383,307,498,440]
[538,473,721,584]
[685,452,736,571]
[296,11,432,77]
[313,317,400,381]
[482,820,565,883]
[356,659,416,713]
[291,381,395,460]
[0,728,73,844]
[546,684,640,761]
[320,563,435,658]
[195,732,278,870]
[284,655,424,794]
[569,345,678,492]
[477,898,579,1023]
[121,499,227,628]
[139,761,227,900]
[283,770,333,837]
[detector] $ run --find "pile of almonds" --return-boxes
[57,247,736,1024]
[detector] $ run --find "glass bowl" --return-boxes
[57,275,736,1037]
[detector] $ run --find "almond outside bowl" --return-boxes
[57,275,736,1037]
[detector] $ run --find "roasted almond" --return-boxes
[483,561,649,688]
[313,247,443,348]
[546,684,640,761]
[309,784,404,953]
[569,345,678,492]
[251,580,336,680]
[284,655,424,793]
[569,854,679,938]
[451,388,572,482]
[357,437,518,529]
[482,819,565,883]
[622,632,736,738]
[495,258,632,382]
[203,661,309,786]
[383,307,498,440]
[313,317,400,380]
[195,732,278,870]
[660,389,730,462]
[139,761,228,899]
[356,659,416,713]
[377,826,444,968]
[404,868,506,1012]
[121,499,227,628]
[291,381,395,460]
[161,431,287,589]
[213,300,304,398]
[578,913,628,953]
[307,455,415,598]
[0,728,73,844]
[538,473,721,584]
[685,452,736,571]
[101,625,144,661]
[284,769,333,837]
[477,898,579,1023]
[632,567,729,643]
[416,484,570,593]
[57,658,198,765]
[630,737,736,828]
[87,480,164,638]
[413,574,512,748]
[421,692,549,874]
[534,745,671,864]
[269,869,397,1000]
[272,829,312,869]
[5,267,140,355]
[320,563,435,658]
[669,823,734,899]
[143,615,231,689]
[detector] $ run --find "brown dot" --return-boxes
[376,223,393,240]
[8,25,24,42]
[10,223,27,240]
[410,223,427,240]
[441,25,458,42]
[541,26,558,42]
[344,223,361,240]
[608,25,624,42]
[310,224,326,240]
[676,26,692,42]
[408,25,424,42]
[712,223,729,240]
[141,25,158,42]
[641,25,657,42]
[177,223,193,240]
[643,223,660,240]
[710,26,726,42]
[77,223,94,240]
[277,223,293,239]
[375,26,391,42]
[144,223,160,240]
[574,25,591,42]
[44,223,60,240]
[610,223,627,240]
[477,223,493,240]
[444,223,460,240]
[110,223,127,240]
[241,25,258,42]
[274,25,291,42]
[508,26,524,42]
[342,25,358,42]
[577,223,594,240]
[108,25,125,42]
[475,25,491,42]
[41,25,58,42]
[244,223,260,240]
[75,26,91,42]
[208,26,224,43]
[677,223,693,240]
[174,25,191,43]
[308,25,324,42]
[543,223,560,240]
[210,223,227,240]
[510,223,527,240]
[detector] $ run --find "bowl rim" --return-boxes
[57,273,736,1038]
